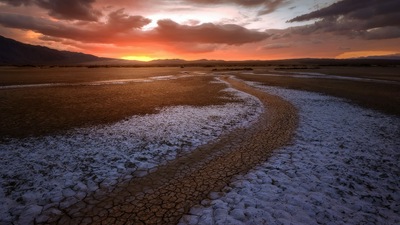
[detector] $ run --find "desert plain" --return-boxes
[0,65,399,224]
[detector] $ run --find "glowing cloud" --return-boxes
[121,56,154,61]
[336,51,399,59]
[0,0,398,60]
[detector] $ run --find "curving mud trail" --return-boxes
[38,76,298,225]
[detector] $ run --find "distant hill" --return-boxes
[1,35,399,67]
[0,35,109,65]
[358,54,400,60]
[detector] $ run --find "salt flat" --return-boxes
[0,77,262,225]
[180,81,400,225]
[1,72,398,224]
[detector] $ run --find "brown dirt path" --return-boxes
[37,76,298,225]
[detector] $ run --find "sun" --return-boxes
[121,56,154,62]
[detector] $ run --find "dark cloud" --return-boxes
[0,0,31,6]
[288,0,365,22]
[0,11,148,42]
[257,0,287,15]
[363,26,400,40]
[184,0,286,15]
[107,9,151,31]
[153,19,269,44]
[170,43,220,53]
[0,12,268,46]
[288,0,400,39]
[263,42,291,49]
[0,0,101,21]
[0,13,98,41]
[37,0,101,21]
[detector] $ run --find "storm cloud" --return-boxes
[0,11,268,45]
[153,19,269,44]
[288,0,400,39]
[0,0,101,21]
[184,0,287,15]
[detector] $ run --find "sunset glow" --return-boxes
[335,51,399,59]
[0,0,399,60]
[121,56,155,62]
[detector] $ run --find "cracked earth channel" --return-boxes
[1,75,260,224]
[180,81,400,225]
[32,77,298,224]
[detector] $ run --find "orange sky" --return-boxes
[0,0,399,61]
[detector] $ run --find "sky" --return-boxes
[0,0,399,61]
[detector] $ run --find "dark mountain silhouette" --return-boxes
[0,35,399,67]
[0,35,109,65]
[358,54,400,60]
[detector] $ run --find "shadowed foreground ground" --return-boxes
[37,77,298,224]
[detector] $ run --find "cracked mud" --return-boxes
[37,77,298,225]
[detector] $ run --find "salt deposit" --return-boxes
[180,81,400,225]
[0,77,263,225]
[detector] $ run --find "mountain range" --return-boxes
[1,35,399,66]
[0,35,110,65]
